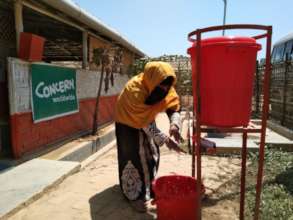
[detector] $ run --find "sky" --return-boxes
[74,0,293,58]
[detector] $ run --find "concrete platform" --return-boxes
[0,124,116,174]
[0,123,117,220]
[41,124,115,162]
[267,120,293,140]
[0,159,80,219]
[180,112,293,153]
[204,127,293,153]
[205,137,259,153]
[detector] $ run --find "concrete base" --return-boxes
[267,120,293,140]
[205,137,259,154]
[41,124,115,162]
[204,125,293,153]
[180,112,293,154]
[0,123,117,219]
[0,159,80,219]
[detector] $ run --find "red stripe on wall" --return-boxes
[10,95,118,158]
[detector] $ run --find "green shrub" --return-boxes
[245,149,293,219]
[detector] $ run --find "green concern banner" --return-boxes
[31,64,79,123]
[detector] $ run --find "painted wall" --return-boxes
[8,58,129,158]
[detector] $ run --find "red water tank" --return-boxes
[187,36,261,127]
[18,32,45,61]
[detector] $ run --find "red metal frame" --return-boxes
[187,24,272,220]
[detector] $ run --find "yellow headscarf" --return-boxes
[114,61,180,129]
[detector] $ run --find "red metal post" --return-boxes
[188,24,272,42]
[192,119,196,177]
[240,129,248,220]
[189,29,202,220]
[200,127,261,133]
[195,30,202,220]
[253,27,272,220]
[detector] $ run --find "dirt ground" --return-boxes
[8,114,242,220]
[8,145,242,220]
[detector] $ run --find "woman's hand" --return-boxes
[165,137,185,153]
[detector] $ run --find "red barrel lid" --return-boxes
[188,36,261,54]
[192,36,260,46]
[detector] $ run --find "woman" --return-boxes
[114,61,182,212]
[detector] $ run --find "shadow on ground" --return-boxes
[89,185,156,220]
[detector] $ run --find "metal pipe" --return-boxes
[192,119,196,177]
[188,24,271,42]
[222,0,227,36]
[200,127,261,133]
[195,30,202,220]
[253,26,272,220]
[253,33,268,40]
[14,0,23,54]
[255,61,260,116]
[240,129,248,220]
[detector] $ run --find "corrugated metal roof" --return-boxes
[274,32,293,46]
[38,0,146,57]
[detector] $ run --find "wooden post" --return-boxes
[14,0,23,54]
[82,31,88,69]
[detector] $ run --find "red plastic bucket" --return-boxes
[152,175,205,220]
[187,36,261,127]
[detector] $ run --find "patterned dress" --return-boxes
[115,111,180,201]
